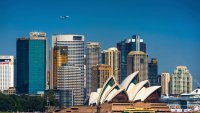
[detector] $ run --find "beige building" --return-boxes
[127,51,148,82]
[91,64,112,92]
[103,47,120,83]
[161,72,170,96]
[171,66,192,95]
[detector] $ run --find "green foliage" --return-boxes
[0,91,58,112]
[44,89,59,107]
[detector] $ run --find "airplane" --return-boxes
[60,16,69,19]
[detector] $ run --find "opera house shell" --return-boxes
[89,71,161,106]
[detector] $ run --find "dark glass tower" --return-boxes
[17,32,47,94]
[148,58,158,86]
[117,35,146,83]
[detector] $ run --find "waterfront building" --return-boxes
[91,64,112,92]
[86,42,101,97]
[51,34,85,105]
[117,35,146,82]
[161,72,170,96]
[16,32,47,94]
[127,51,148,82]
[148,58,158,86]
[57,71,170,113]
[161,88,200,111]
[0,56,14,92]
[171,66,192,95]
[102,47,120,83]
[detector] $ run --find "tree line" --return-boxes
[0,90,58,112]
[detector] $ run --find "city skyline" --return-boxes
[0,0,200,88]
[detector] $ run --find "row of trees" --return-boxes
[0,90,58,112]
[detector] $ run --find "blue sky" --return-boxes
[0,0,200,88]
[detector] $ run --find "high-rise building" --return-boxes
[148,58,158,86]
[51,34,84,105]
[127,51,148,82]
[102,47,120,83]
[161,72,170,96]
[101,50,106,64]
[14,59,17,87]
[16,32,47,94]
[91,64,112,92]
[57,64,81,106]
[117,35,146,82]
[0,56,14,92]
[171,66,192,95]
[50,46,68,89]
[86,42,101,96]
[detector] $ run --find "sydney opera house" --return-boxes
[89,71,161,105]
[58,71,170,113]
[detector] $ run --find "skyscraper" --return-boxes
[50,46,68,89]
[0,56,14,91]
[127,51,148,82]
[57,64,81,106]
[117,35,146,82]
[17,32,47,94]
[91,64,112,92]
[102,47,120,83]
[161,72,170,96]
[171,66,192,95]
[52,34,84,105]
[86,42,101,96]
[148,58,158,86]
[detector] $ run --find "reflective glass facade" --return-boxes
[17,37,47,94]
[117,35,146,82]
[52,35,84,105]
[148,58,158,86]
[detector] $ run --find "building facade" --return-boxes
[117,35,146,82]
[16,32,47,94]
[57,65,81,106]
[0,56,14,92]
[50,46,68,89]
[127,51,148,82]
[171,66,192,95]
[148,58,158,86]
[86,42,101,97]
[161,72,170,96]
[52,34,84,105]
[91,64,112,92]
[103,47,120,83]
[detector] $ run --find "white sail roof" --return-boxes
[128,80,149,101]
[97,76,117,105]
[134,86,161,101]
[89,92,99,105]
[120,71,139,90]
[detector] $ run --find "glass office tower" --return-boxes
[16,32,47,94]
[52,34,84,105]
[117,35,146,82]
[148,58,158,86]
